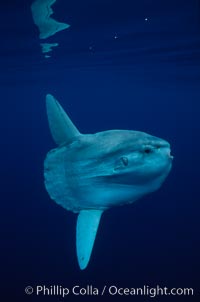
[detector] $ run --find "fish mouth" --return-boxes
[167,150,174,160]
[145,138,173,160]
[162,147,173,161]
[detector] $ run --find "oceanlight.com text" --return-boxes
[25,284,194,298]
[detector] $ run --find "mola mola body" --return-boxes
[44,94,173,270]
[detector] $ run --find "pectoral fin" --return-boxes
[46,94,80,145]
[76,210,103,270]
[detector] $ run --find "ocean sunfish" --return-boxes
[44,94,173,270]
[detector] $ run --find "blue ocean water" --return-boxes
[1,0,200,301]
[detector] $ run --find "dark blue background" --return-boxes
[1,0,200,301]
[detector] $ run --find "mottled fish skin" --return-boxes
[44,94,173,270]
[44,130,172,212]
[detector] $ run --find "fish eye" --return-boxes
[121,156,129,166]
[144,147,152,154]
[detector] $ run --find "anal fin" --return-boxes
[76,210,103,270]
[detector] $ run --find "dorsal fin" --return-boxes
[76,210,103,270]
[46,94,80,145]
